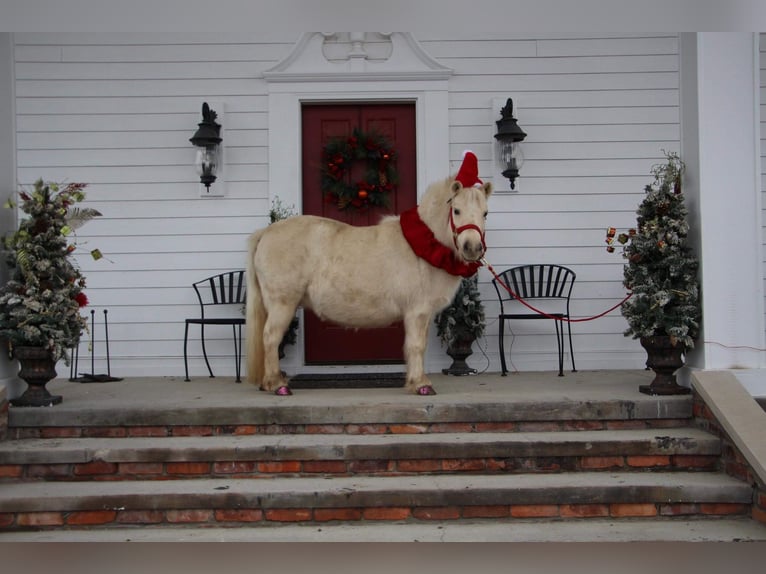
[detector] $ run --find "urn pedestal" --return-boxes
[442,336,478,376]
[10,346,62,407]
[639,335,691,396]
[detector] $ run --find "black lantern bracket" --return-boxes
[190,101,225,197]
[492,97,527,193]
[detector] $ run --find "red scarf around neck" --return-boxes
[399,207,481,278]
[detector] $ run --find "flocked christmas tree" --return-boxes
[0,180,101,363]
[435,275,486,347]
[607,151,700,349]
[434,275,486,375]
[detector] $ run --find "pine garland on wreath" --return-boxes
[321,128,398,211]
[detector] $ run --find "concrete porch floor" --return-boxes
[8,369,675,426]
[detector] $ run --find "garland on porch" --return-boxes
[320,128,398,211]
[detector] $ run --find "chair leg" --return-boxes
[498,317,508,376]
[233,323,242,383]
[554,319,564,377]
[567,319,577,372]
[200,324,214,378]
[184,322,191,382]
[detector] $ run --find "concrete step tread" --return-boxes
[0,471,752,512]
[0,427,720,464]
[8,372,692,428]
[2,517,765,542]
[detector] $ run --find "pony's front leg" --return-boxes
[403,311,436,395]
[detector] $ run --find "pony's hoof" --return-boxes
[275,386,293,396]
[416,385,436,396]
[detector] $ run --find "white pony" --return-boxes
[246,156,492,396]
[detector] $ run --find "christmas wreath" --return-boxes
[321,128,398,210]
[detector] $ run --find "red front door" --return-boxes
[301,103,417,364]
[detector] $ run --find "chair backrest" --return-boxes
[192,270,246,315]
[492,264,576,314]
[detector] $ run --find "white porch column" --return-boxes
[0,33,21,399]
[681,33,764,370]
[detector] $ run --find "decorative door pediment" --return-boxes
[263,32,452,82]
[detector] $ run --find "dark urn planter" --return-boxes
[10,346,62,407]
[278,317,299,360]
[639,335,690,396]
[442,335,477,376]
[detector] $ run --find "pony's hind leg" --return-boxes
[260,304,296,394]
[403,311,436,395]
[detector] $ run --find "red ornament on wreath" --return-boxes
[320,128,398,211]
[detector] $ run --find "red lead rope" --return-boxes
[480,257,633,323]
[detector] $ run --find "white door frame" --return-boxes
[263,33,453,373]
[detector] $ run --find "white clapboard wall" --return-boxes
[761,33,766,355]
[421,33,680,373]
[13,32,682,378]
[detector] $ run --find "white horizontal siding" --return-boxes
[13,32,293,379]
[422,33,680,374]
[761,33,766,349]
[13,32,681,378]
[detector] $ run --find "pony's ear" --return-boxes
[481,181,493,198]
[450,180,464,195]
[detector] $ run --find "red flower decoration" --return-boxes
[75,292,89,308]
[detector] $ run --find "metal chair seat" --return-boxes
[183,270,246,383]
[492,264,577,377]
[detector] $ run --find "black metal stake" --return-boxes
[70,307,122,383]
[70,335,80,381]
[104,309,111,378]
[90,309,96,377]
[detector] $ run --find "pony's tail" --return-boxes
[245,229,267,386]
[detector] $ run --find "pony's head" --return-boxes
[448,179,493,262]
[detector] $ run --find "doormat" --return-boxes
[290,373,406,389]
[70,373,123,383]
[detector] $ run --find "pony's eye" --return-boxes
[483,211,488,219]
[453,208,461,216]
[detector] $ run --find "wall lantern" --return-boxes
[494,98,527,190]
[189,102,222,191]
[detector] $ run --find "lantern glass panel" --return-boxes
[496,139,524,172]
[195,146,220,178]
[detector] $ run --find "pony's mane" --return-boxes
[418,175,457,250]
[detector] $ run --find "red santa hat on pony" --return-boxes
[455,150,483,188]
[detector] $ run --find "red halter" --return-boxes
[449,207,486,253]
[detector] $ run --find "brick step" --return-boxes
[7,381,694,439]
[0,428,721,481]
[10,416,695,439]
[0,472,752,531]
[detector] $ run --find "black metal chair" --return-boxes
[184,270,246,382]
[491,264,576,377]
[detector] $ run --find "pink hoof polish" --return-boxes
[275,386,293,396]
[416,386,436,396]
